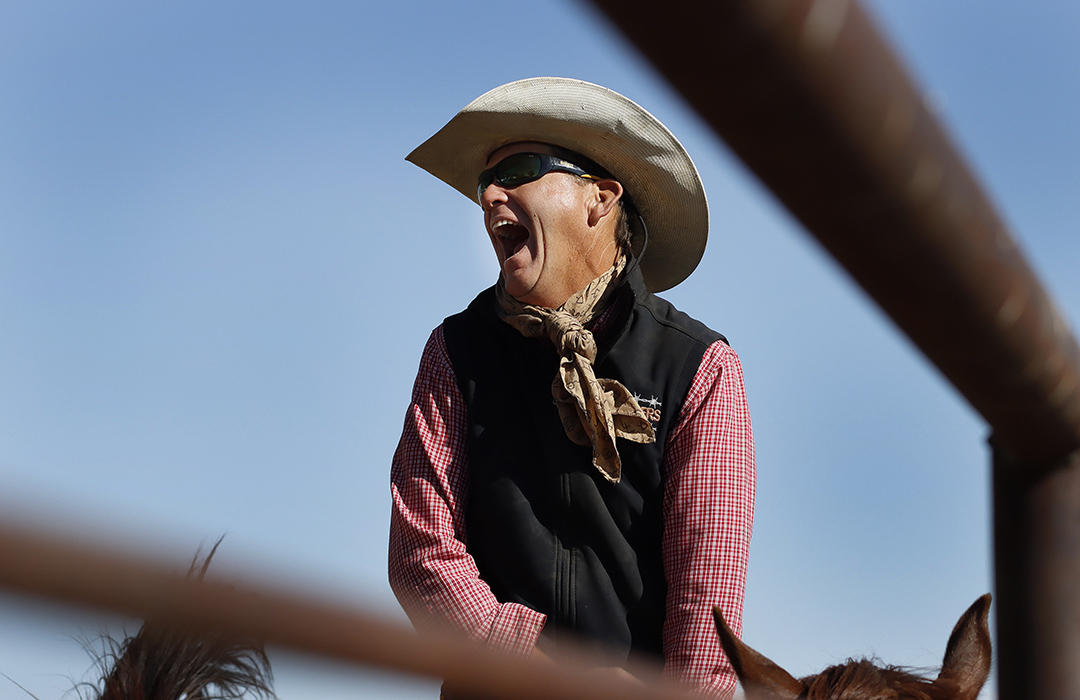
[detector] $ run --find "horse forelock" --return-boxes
[91,623,274,700]
[801,659,951,700]
[83,540,275,700]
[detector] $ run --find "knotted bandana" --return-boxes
[495,257,656,483]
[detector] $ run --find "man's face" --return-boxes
[480,142,622,308]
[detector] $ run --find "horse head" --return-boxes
[714,594,992,700]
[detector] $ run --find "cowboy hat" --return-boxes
[406,77,709,293]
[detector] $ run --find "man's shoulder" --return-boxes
[444,285,497,326]
[636,291,728,348]
[441,285,505,378]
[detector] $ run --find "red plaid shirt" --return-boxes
[389,324,755,697]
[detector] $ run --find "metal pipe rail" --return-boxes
[587,0,1080,463]
[583,1,1080,698]
[0,518,697,700]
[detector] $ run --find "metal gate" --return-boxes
[3,2,1078,698]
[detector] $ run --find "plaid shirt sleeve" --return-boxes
[662,339,756,698]
[388,326,546,656]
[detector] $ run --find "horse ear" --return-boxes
[935,593,993,700]
[713,606,804,699]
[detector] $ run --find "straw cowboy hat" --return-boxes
[406,77,709,293]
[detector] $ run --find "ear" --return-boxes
[935,593,993,700]
[587,178,623,227]
[713,606,804,700]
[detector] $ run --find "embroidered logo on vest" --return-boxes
[634,393,663,425]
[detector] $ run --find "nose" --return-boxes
[479,180,509,211]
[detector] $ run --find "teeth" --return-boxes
[491,219,517,238]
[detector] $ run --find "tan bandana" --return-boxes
[495,257,656,483]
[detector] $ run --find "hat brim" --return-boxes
[406,77,708,293]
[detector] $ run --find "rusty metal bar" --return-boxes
[586,0,1080,464]
[993,447,1080,699]
[0,517,696,700]
[583,1,1080,698]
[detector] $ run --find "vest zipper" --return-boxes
[556,471,572,627]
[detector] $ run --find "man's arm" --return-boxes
[388,327,546,655]
[661,340,756,697]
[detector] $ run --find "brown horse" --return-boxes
[78,540,276,700]
[714,594,992,700]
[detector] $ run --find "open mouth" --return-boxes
[492,221,530,260]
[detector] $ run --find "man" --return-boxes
[388,77,755,697]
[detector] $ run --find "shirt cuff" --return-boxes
[485,603,547,656]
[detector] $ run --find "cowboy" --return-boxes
[389,78,755,697]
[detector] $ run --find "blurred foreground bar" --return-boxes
[584,1,1080,698]
[0,517,694,700]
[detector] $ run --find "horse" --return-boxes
[77,539,276,700]
[713,594,992,700]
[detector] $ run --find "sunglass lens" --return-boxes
[495,154,543,187]
[477,154,548,201]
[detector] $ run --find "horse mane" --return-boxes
[801,659,952,700]
[78,539,275,700]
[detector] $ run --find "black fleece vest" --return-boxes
[442,267,723,661]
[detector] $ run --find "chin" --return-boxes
[502,271,537,300]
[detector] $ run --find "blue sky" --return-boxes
[2,2,1078,698]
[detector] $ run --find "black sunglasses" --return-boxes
[477,152,598,202]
